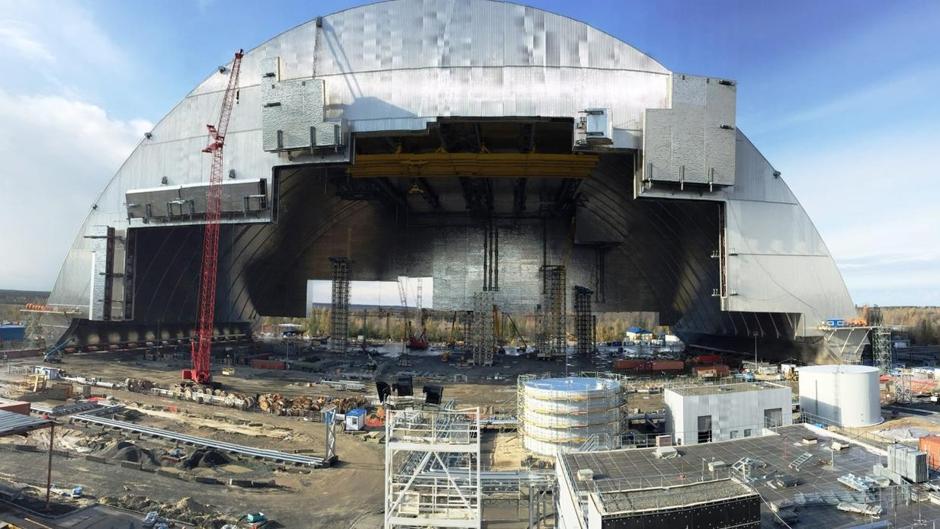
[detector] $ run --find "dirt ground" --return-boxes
[0,351,565,528]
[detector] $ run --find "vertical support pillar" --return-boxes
[45,422,54,511]
[482,220,499,292]
[471,292,495,366]
[574,286,593,357]
[539,265,566,360]
[329,257,351,354]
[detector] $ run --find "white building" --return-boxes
[665,382,792,445]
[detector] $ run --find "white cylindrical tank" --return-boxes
[522,377,621,458]
[798,365,882,427]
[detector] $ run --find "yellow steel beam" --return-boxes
[348,152,599,178]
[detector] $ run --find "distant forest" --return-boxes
[876,307,940,345]
[262,309,661,344]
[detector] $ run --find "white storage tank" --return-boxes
[521,377,621,459]
[798,365,882,427]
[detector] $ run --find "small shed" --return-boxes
[345,408,367,431]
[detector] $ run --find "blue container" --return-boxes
[0,325,26,342]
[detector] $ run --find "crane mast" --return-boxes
[183,49,244,385]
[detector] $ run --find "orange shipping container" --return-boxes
[614,359,645,371]
[250,359,286,370]
[649,360,684,372]
[919,435,940,470]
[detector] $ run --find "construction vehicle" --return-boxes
[397,276,429,350]
[505,312,527,353]
[182,49,244,385]
[43,341,65,363]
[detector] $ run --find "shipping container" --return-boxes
[0,399,30,415]
[919,435,940,470]
[649,360,684,372]
[690,354,722,365]
[614,359,645,371]
[0,324,26,342]
[250,359,286,370]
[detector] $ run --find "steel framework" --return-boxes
[384,407,482,529]
[871,327,893,374]
[574,286,593,357]
[329,257,350,353]
[538,265,566,360]
[471,292,495,366]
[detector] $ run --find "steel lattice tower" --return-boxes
[329,257,351,354]
[471,291,495,366]
[574,286,594,357]
[871,327,893,374]
[539,265,566,360]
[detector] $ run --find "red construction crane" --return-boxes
[182,49,244,385]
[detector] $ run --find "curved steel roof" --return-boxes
[46,0,855,350]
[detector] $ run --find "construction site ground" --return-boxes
[0,351,572,528]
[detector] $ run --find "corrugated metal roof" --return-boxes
[0,410,51,436]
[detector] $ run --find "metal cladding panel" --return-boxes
[642,75,736,186]
[726,201,829,257]
[126,179,267,221]
[312,0,669,73]
[261,77,342,150]
[638,130,855,335]
[726,253,854,322]
[704,80,736,184]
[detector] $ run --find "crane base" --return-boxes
[181,369,212,385]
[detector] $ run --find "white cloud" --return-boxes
[0,1,128,93]
[0,88,151,290]
[0,20,54,62]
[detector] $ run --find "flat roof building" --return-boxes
[665,382,792,446]
[556,424,940,529]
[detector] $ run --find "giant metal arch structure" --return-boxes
[47,0,855,359]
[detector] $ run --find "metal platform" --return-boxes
[70,412,327,467]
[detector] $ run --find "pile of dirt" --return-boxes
[181,448,231,469]
[99,494,231,527]
[99,440,160,466]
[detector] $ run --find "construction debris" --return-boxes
[257,393,366,416]
[99,494,232,527]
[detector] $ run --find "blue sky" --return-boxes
[0,0,938,306]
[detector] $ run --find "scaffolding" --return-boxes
[871,327,893,374]
[538,265,566,360]
[471,292,495,366]
[462,311,473,352]
[524,377,621,458]
[384,407,482,529]
[329,257,350,354]
[574,286,594,357]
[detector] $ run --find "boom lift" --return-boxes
[182,49,244,385]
